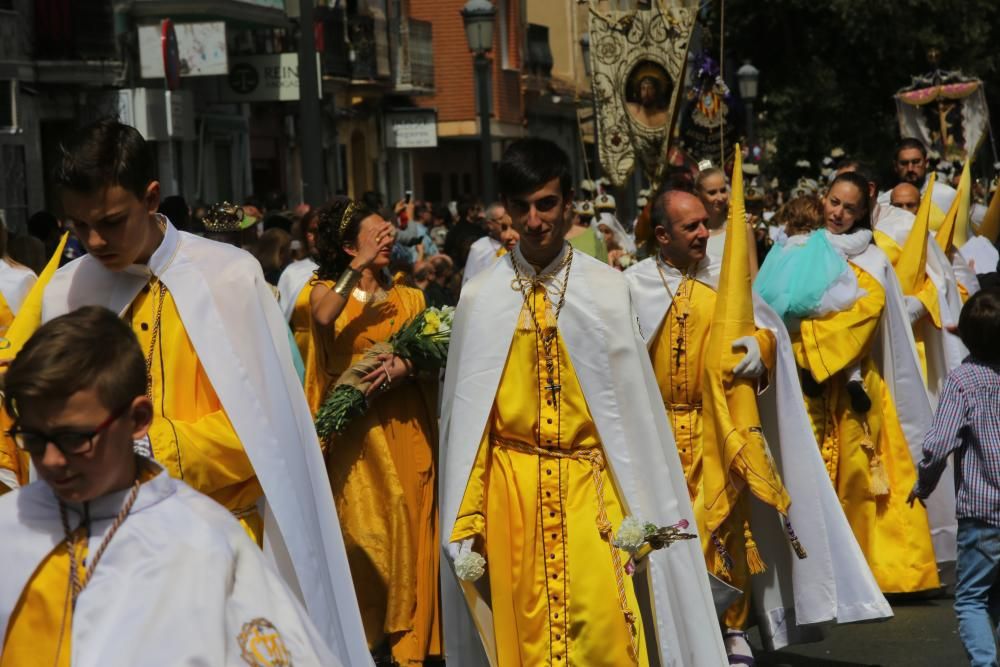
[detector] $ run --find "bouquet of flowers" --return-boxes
[612,516,697,575]
[315,306,455,438]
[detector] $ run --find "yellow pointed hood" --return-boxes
[897,173,934,296]
[700,146,790,537]
[978,180,1000,245]
[951,161,973,249]
[935,162,967,255]
[0,233,69,363]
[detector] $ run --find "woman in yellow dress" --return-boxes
[308,197,442,665]
[792,172,939,593]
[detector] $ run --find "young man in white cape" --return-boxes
[440,138,726,666]
[34,119,370,665]
[624,181,890,657]
[0,307,339,666]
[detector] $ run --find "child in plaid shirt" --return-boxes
[909,287,1000,667]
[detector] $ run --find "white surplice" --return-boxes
[0,466,340,666]
[625,254,891,650]
[440,245,727,667]
[277,258,318,321]
[0,258,36,315]
[40,220,371,666]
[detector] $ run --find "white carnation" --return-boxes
[612,516,647,554]
[455,550,487,581]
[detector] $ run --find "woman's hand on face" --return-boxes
[351,221,396,270]
[361,353,413,397]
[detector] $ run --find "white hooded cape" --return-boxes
[277,258,318,321]
[624,255,891,650]
[873,206,961,561]
[0,467,340,666]
[874,204,969,404]
[841,243,950,561]
[40,221,371,665]
[0,258,36,315]
[440,247,727,667]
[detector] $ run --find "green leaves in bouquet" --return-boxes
[315,384,367,439]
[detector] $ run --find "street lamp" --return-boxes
[737,60,760,153]
[580,32,601,180]
[461,0,497,202]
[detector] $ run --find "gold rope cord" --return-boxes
[491,435,640,663]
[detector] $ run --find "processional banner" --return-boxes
[586,1,698,188]
[895,71,990,162]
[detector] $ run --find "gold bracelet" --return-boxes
[333,267,362,298]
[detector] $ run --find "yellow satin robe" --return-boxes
[452,287,649,667]
[649,276,775,629]
[129,282,263,541]
[1,467,158,665]
[793,265,939,593]
[310,283,441,665]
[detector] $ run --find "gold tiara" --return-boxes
[339,201,358,237]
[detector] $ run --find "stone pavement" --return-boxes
[756,566,966,666]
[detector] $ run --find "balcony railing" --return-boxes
[389,17,433,93]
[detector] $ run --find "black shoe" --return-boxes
[847,380,872,413]
[800,368,824,397]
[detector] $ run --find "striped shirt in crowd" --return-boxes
[913,358,1000,526]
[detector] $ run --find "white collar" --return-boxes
[655,252,710,281]
[825,228,872,259]
[122,215,181,280]
[512,242,571,279]
[52,461,173,524]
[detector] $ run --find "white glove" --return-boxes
[448,538,474,562]
[903,295,927,325]
[732,336,765,379]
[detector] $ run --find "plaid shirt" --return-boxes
[913,358,1000,526]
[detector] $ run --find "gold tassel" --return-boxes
[744,521,766,575]
[869,452,890,497]
[518,304,534,332]
[545,304,558,330]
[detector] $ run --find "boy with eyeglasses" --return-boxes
[0,306,340,666]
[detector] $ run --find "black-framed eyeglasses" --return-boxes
[7,403,131,457]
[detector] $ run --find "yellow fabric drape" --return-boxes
[649,276,776,629]
[453,287,648,667]
[311,283,441,665]
[1,535,82,667]
[793,265,939,593]
[129,282,263,542]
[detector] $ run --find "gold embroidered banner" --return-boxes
[587,2,697,187]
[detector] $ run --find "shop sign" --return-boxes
[221,53,321,102]
[384,110,438,149]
